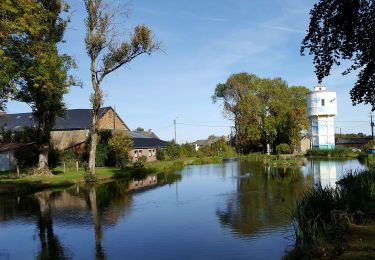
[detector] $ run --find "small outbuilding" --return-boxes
[0,143,35,171]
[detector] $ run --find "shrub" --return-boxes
[276,143,290,154]
[14,145,39,169]
[165,141,181,159]
[134,156,147,168]
[337,170,375,215]
[156,148,165,161]
[293,185,343,245]
[108,131,133,168]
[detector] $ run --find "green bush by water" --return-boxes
[292,169,375,245]
[306,148,357,158]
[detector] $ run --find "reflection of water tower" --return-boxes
[307,85,337,149]
[311,160,337,188]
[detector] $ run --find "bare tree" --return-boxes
[84,0,160,175]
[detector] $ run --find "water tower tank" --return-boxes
[307,86,337,149]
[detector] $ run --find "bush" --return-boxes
[14,145,39,169]
[293,185,343,245]
[108,131,133,168]
[134,156,147,168]
[306,148,356,158]
[156,148,165,161]
[337,170,375,215]
[276,143,290,154]
[165,141,181,159]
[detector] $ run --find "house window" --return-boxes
[139,150,142,156]
[134,150,138,158]
[148,150,152,157]
[321,99,325,106]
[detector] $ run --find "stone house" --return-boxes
[0,107,168,163]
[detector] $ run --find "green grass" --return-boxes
[0,156,226,195]
[306,148,359,158]
[285,169,375,259]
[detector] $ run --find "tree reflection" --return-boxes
[217,162,312,237]
[88,186,105,260]
[35,192,67,260]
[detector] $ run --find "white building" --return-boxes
[307,85,337,149]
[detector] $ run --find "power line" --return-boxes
[176,122,232,128]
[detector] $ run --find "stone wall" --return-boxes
[98,110,129,130]
[51,130,89,150]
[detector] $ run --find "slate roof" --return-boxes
[132,137,168,149]
[0,107,113,131]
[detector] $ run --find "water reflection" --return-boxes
[217,161,312,238]
[305,159,366,188]
[0,173,181,259]
[0,160,364,259]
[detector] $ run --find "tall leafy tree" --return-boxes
[84,0,160,175]
[302,0,375,108]
[0,0,75,171]
[213,73,308,153]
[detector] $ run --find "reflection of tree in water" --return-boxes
[217,162,312,237]
[35,192,68,260]
[0,173,181,259]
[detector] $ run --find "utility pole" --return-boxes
[173,117,177,143]
[371,113,374,139]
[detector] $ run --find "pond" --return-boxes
[0,159,365,259]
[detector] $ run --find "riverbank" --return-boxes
[0,156,225,195]
[285,223,375,259]
[285,168,375,259]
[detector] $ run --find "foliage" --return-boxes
[134,156,147,168]
[337,170,375,216]
[84,0,160,174]
[83,130,112,166]
[0,127,37,143]
[1,0,76,169]
[108,131,133,168]
[180,143,196,158]
[156,148,165,161]
[293,169,375,246]
[362,139,375,152]
[135,127,144,132]
[14,145,39,169]
[302,0,375,109]
[306,148,357,158]
[165,141,181,160]
[276,143,291,154]
[212,73,308,153]
[197,137,236,157]
[293,185,343,245]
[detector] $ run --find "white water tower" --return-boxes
[307,85,337,149]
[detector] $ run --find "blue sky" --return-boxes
[7,0,372,142]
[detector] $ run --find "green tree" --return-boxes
[213,73,308,153]
[302,0,375,109]
[108,131,133,167]
[1,1,75,171]
[135,127,144,132]
[84,0,160,175]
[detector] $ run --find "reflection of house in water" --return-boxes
[310,160,337,188]
[128,175,158,191]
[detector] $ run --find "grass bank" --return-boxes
[239,154,303,166]
[285,169,375,259]
[0,156,226,195]
[306,148,359,158]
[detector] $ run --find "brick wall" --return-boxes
[129,148,157,162]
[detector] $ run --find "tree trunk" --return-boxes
[88,64,101,175]
[38,143,49,169]
[89,128,98,174]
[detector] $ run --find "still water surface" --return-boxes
[0,159,365,259]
